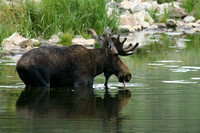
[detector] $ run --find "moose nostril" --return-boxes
[126,73,131,82]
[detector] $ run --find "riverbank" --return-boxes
[1,0,200,55]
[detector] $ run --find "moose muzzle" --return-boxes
[118,72,132,83]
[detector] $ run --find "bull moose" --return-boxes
[16,33,139,88]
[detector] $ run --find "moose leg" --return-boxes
[19,69,50,88]
[74,76,93,88]
[104,73,112,88]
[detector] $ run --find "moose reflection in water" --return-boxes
[16,88,131,119]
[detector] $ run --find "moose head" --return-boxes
[97,34,139,87]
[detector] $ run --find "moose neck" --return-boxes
[92,48,109,76]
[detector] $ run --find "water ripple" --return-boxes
[156,60,182,63]
[170,68,198,73]
[163,80,197,84]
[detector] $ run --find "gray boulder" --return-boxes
[166,19,177,28]
[170,8,187,19]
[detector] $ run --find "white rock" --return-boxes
[176,20,185,27]
[120,14,137,27]
[131,3,144,13]
[106,0,117,8]
[183,16,196,23]
[8,33,34,48]
[196,19,200,24]
[2,32,34,53]
[145,24,159,30]
[119,1,135,10]
[48,35,61,43]
[142,21,150,28]
[142,1,158,11]
[187,23,200,28]
[2,38,21,51]
[119,10,154,32]
[71,37,95,49]
[118,25,132,33]
[31,39,40,46]
[133,10,154,25]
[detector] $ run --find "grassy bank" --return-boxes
[181,0,200,20]
[0,0,119,46]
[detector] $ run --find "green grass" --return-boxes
[147,6,172,24]
[0,0,119,46]
[181,0,200,20]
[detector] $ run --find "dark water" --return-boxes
[0,33,200,132]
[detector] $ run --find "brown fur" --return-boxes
[16,45,131,88]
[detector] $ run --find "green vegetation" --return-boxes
[147,8,159,23]
[159,7,172,23]
[147,7,172,24]
[181,0,200,20]
[0,0,119,46]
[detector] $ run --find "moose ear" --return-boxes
[107,37,118,54]
[98,36,104,48]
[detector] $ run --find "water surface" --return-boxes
[0,33,200,132]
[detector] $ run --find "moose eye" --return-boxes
[114,55,120,61]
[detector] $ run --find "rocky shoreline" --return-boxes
[1,0,200,55]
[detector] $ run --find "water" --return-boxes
[1,33,200,132]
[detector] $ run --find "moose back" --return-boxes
[16,34,139,88]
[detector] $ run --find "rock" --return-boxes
[71,36,95,49]
[145,24,158,31]
[119,10,154,33]
[119,1,135,11]
[120,13,137,28]
[131,3,144,13]
[176,20,185,27]
[141,21,150,29]
[48,35,61,43]
[2,38,21,52]
[166,19,177,28]
[134,10,154,25]
[183,16,196,23]
[31,39,41,46]
[9,33,33,48]
[187,23,200,28]
[40,41,62,47]
[106,0,117,8]
[2,33,34,53]
[118,25,132,33]
[196,19,200,24]
[157,0,173,4]
[142,1,158,11]
[170,8,187,19]
[157,23,166,29]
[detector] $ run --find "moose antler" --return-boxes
[88,29,139,55]
[111,35,139,56]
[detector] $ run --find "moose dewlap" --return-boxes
[16,34,139,88]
